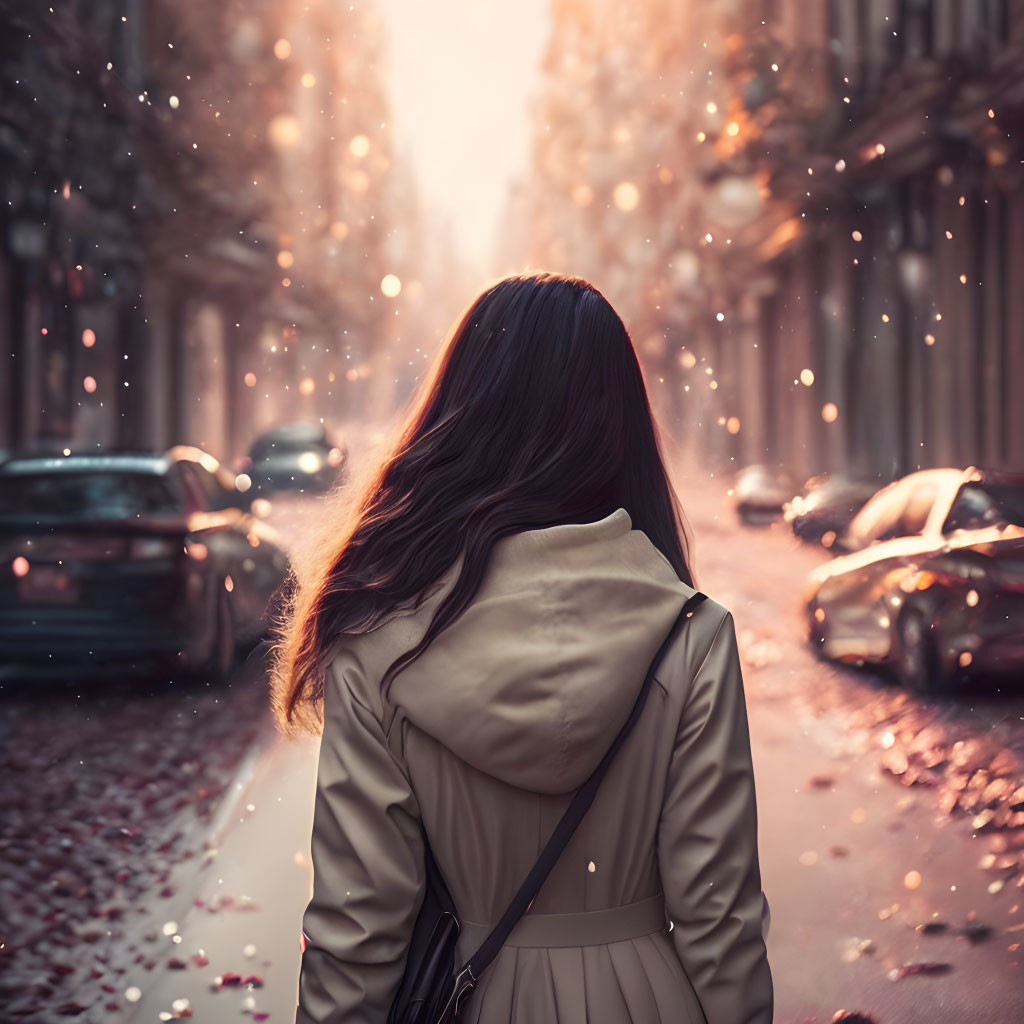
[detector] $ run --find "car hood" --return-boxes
[808,521,1024,587]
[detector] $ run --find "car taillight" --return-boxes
[899,569,937,592]
[186,540,209,561]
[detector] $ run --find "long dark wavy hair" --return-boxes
[271,271,696,735]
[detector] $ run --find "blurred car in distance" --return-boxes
[803,466,1024,693]
[242,422,347,495]
[0,445,289,681]
[783,472,880,547]
[734,464,800,526]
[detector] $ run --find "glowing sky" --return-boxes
[378,0,550,272]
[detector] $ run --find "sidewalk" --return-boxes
[122,726,319,1023]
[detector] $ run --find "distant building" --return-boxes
[515,0,1024,482]
[696,0,1024,480]
[0,0,412,463]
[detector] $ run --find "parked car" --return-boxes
[783,472,880,546]
[803,466,1024,693]
[832,467,974,554]
[243,422,347,495]
[0,446,289,680]
[734,464,800,526]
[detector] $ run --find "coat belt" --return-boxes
[459,894,667,949]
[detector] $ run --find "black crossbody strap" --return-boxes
[464,589,708,979]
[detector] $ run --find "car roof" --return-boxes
[0,453,171,476]
[975,468,1024,487]
[893,468,964,487]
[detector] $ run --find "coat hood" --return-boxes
[386,508,695,795]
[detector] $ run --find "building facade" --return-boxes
[696,0,1024,480]
[0,0,413,464]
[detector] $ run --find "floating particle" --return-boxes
[613,182,640,212]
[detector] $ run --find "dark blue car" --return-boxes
[0,447,289,681]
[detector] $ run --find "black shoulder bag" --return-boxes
[387,590,708,1024]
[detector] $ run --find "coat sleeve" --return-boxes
[295,661,426,1024]
[657,609,774,1024]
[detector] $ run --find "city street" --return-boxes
[3,460,1021,1023]
[3,2,1023,1022]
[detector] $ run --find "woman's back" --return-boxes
[296,508,773,1023]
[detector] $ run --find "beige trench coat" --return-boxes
[295,508,773,1023]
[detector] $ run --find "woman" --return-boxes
[274,271,774,1023]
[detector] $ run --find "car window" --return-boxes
[943,482,1024,532]
[0,471,179,518]
[176,464,210,513]
[188,463,239,511]
[252,437,328,458]
[250,425,330,459]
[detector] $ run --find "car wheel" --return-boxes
[896,607,941,694]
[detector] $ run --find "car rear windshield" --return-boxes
[253,440,328,460]
[0,472,179,519]
[978,483,1024,527]
[945,482,1024,532]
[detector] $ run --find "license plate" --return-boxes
[17,564,80,605]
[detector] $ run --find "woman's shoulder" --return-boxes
[322,592,439,725]
[654,591,735,699]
